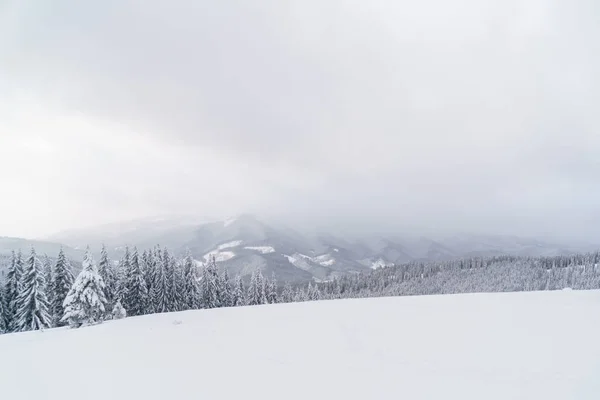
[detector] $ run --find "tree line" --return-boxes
[2,246,600,334]
[0,245,279,334]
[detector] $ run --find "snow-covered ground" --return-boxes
[244,246,276,254]
[1,290,599,400]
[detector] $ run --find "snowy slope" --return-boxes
[1,290,599,400]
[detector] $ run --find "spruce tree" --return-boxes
[0,287,8,334]
[123,247,149,316]
[171,256,184,311]
[42,254,53,306]
[220,269,233,307]
[14,247,51,332]
[4,250,23,331]
[50,247,75,327]
[143,250,156,301]
[150,250,170,313]
[281,283,294,303]
[266,272,278,304]
[232,275,245,306]
[62,248,108,328]
[98,244,118,312]
[182,250,201,310]
[247,269,267,306]
[201,257,220,309]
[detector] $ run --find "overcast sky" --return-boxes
[1,0,599,240]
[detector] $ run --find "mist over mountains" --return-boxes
[0,215,595,283]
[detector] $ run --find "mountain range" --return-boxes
[0,214,597,283]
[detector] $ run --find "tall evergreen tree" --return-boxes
[220,269,233,307]
[62,248,108,328]
[0,287,8,334]
[281,282,294,303]
[42,254,53,305]
[142,249,156,301]
[182,250,201,310]
[247,269,267,306]
[14,247,51,332]
[150,250,170,313]
[201,257,221,309]
[50,247,75,327]
[98,244,118,312]
[123,247,149,316]
[266,272,278,304]
[171,257,184,312]
[4,250,23,331]
[232,276,245,306]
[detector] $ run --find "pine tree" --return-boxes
[201,257,220,309]
[0,287,8,334]
[232,276,245,306]
[123,247,149,316]
[98,244,118,312]
[221,269,233,307]
[247,269,267,306]
[14,247,51,332]
[50,247,75,327]
[4,250,23,331]
[266,272,278,304]
[308,282,321,301]
[112,300,127,320]
[143,250,156,303]
[281,282,294,303]
[42,254,53,306]
[62,248,108,328]
[171,256,184,312]
[182,250,201,310]
[150,250,170,313]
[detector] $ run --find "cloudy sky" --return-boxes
[0,0,598,240]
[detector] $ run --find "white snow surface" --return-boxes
[2,290,600,400]
[244,246,276,254]
[217,240,243,250]
[203,250,235,262]
[371,257,392,269]
[202,241,242,262]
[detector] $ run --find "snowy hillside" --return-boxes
[1,290,599,400]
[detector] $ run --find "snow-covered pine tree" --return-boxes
[182,250,201,310]
[247,269,267,306]
[281,282,294,303]
[42,254,53,306]
[308,282,321,301]
[171,256,185,312]
[150,250,170,313]
[220,269,233,307]
[4,250,23,331]
[142,250,156,302]
[14,247,51,332]
[0,287,8,334]
[232,275,245,306]
[201,256,221,309]
[98,244,118,313]
[50,247,75,327]
[61,248,108,328]
[114,249,130,305]
[112,300,127,320]
[266,272,278,304]
[123,247,149,316]
[294,287,308,302]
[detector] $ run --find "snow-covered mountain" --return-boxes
[2,290,599,400]
[38,214,599,283]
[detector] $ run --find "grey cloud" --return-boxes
[1,0,599,240]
